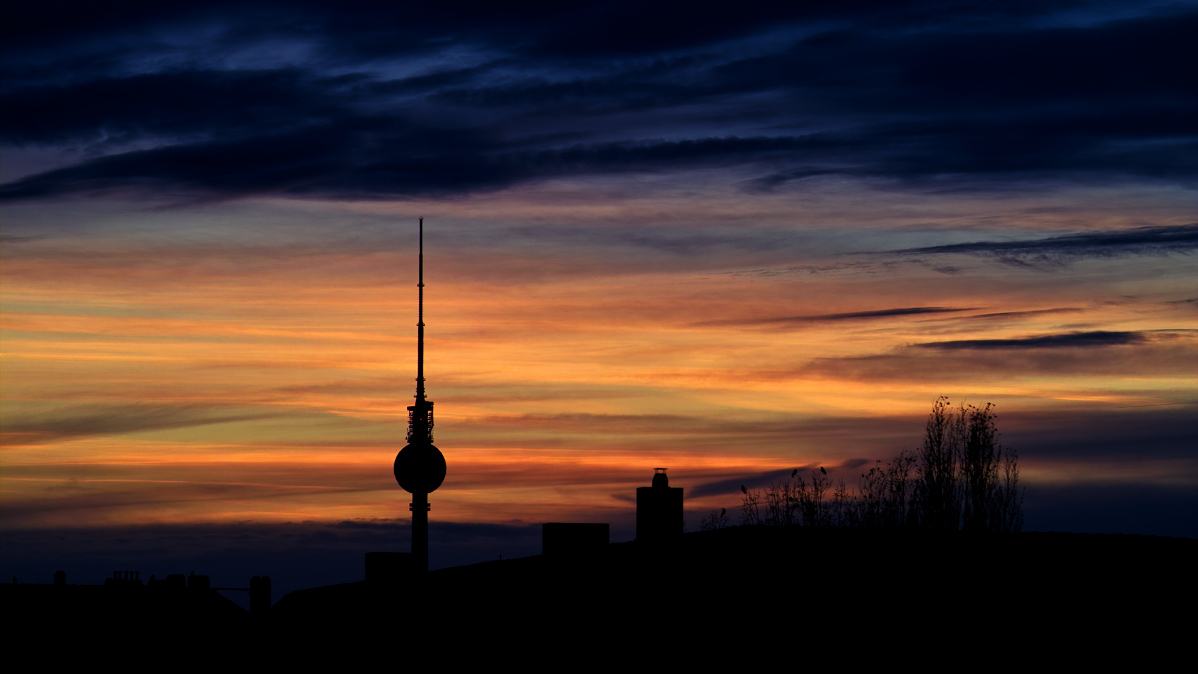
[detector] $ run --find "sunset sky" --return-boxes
[2,0,1195,588]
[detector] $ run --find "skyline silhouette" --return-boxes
[2,0,1196,597]
[8,481,1194,649]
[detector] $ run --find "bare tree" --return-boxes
[960,403,1000,531]
[738,397,1022,532]
[764,476,797,526]
[915,396,961,531]
[997,447,1023,532]
[803,467,832,527]
[830,479,853,527]
[740,484,763,526]
[856,451,916,528]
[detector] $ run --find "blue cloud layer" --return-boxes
[2,1,1194,200]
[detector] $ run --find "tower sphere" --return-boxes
[394,443,446,494]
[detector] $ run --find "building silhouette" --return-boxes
[637,468,683,542]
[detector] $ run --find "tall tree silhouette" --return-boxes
[915,397,961,531]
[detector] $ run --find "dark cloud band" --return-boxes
[915,331,1149,350]
[2,2,1194,202]
[698,306,974,327]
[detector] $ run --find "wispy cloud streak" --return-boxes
[914,331,1149,350]
[895,224,1198,265]
[698,306,973,327]
[1,404,280,445]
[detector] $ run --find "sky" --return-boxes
[2,0,1196,593]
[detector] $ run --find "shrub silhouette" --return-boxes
[741,397,1022,532]
[699,507,730,531]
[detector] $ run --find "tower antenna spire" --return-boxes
[416,216,425,402]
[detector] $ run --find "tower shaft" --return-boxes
[410,492,429,574]
[413,217,429,574]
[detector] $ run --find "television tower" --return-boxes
[393,217,447,573]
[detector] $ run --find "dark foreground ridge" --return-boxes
[278,527,1195,625]
[6,528,1193,658]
